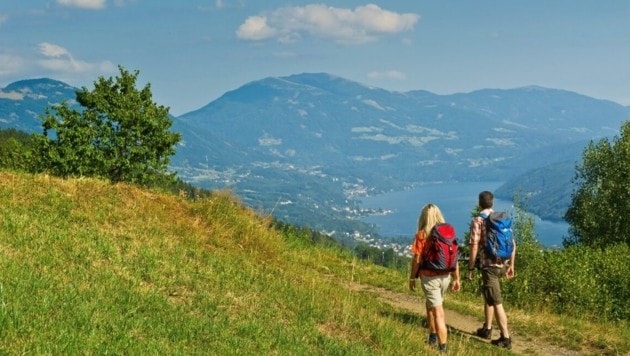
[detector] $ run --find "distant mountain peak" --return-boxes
[1,78,77,103]
[0,78,79,132]
[212,72,376,105]
[4,78,74,92]
[519,85,550,91]
[278,72,385,97]
[283,72,342,84]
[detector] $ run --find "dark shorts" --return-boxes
[481,266,506,306]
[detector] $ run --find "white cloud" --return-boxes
[36,42,116,74]
[0,90,23,100]
[0,13,8,25]
[236,4,419,45]
[57,0,106,9]
[367,70,406,80]
[236,16,277,41]
[39,42,72,58]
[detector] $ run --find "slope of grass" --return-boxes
[0,172,449,354]
[1,171,629,355]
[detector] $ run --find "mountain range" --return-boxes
[2,73,630,240]
[0,78,79,133]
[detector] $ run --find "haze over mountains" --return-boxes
[2,73,629,240]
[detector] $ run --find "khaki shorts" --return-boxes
[481,266,507,306]
[421,274,451,308]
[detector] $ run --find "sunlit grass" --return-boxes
[0,171,628,354]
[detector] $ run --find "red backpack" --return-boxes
[421,223,459,272]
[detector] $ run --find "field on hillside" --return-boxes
[1,171,628,355]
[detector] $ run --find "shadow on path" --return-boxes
[346,281,585,356]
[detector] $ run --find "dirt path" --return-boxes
[347,282,585,355]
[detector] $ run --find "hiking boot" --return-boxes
[491,335,512,349]
[438,343,448,353]
[475,324,492,339]
[428,333,438,347]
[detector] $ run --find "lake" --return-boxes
[358,181,568,248]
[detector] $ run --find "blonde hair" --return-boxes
[417,203,446,237]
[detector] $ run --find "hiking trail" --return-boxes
[347,281,591,355]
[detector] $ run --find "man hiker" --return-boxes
[467,190,516,349]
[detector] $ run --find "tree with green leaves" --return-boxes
[34,66,181,186]
[564,120,630,248]
[0,128,35,171]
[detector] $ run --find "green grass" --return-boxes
[0,171,628,355]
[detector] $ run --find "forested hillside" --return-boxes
[495,161,576,221]
[4,74,630,239]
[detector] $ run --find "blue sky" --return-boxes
[2,1,630,116]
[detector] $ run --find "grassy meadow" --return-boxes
[1,171,629,354]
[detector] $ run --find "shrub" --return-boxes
[508,243,630,321]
